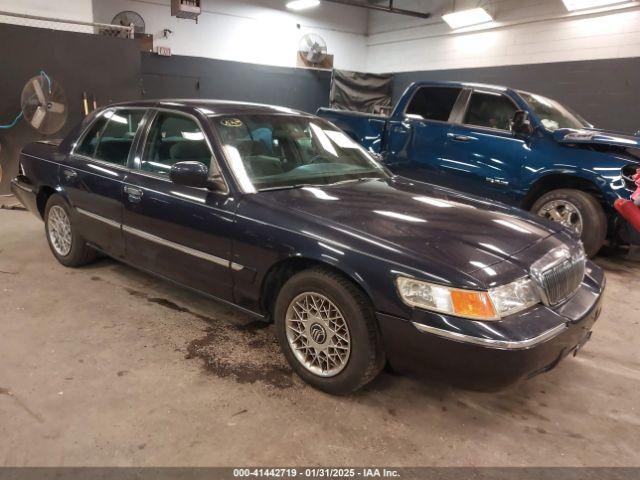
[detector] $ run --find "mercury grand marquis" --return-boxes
[11,100,605,394]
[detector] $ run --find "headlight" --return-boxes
[488,277,540,318]
[396,276,540,321]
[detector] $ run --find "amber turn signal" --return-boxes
[450,290,498,320]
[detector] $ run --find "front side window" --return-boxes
[212,114,388,191]
[519,92,591,131]
[464,92,518,131]
[75,109,144,165]
[406,87,462,122]
[140,112,212,176]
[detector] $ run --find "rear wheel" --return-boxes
[531,188,607,257]
[44,194,96,267]
[274,268,385,395]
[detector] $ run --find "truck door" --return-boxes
[445,90,528,205]
[384,86,463,187]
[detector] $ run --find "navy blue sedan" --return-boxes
[11,100,605,394]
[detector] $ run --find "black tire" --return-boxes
[44,194,97,267]
[274,267,385,395]
[531,188,607,257]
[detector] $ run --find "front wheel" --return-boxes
[274,268,385,395]
[44,194,96,267]
[531,188,607,257]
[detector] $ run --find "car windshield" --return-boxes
[211,114,389,191]
[519,92,592,131]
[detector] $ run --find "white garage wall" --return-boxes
[367,0,640,73]
[91,0,369,71]
[0,0,93,31]
[0,0,93,21]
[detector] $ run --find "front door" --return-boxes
[445,90,528,204]
[60,108,145,258]
[122,109,236,301]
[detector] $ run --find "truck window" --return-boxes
[464,92,517,131]
[405,87,462,122]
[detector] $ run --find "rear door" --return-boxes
[61,108,145,258]
[385,86,463,186]
[446,89,527,204]
[122,109,236,301]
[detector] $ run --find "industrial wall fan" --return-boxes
[297,33,332,68]
[20,73,68,135]
[112,10,146,34]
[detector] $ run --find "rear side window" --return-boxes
[406,87,462,121]
[75,116,109,158]
[75,109,144,165]
[94,110,145,165]
[464,92,517,131]
[140,112,211,176]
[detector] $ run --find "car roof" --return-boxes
[108,99,309,116]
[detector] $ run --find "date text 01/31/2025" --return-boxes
[232,468,401,478]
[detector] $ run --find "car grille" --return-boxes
[531,245,586,306]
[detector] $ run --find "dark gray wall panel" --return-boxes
[141,53,331,114]
[393,58,640,134]
[0,23,141,194]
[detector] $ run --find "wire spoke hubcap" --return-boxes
[537,200,583,235]
[48,205,72,256]
[285,292,351,377]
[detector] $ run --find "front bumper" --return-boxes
[377,262,605,390]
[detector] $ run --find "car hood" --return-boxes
[553,128,640,149]
[255,177,559,276]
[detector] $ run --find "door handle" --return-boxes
[62,168,77,180]
[124,185,143,202]
[450,134,474,142]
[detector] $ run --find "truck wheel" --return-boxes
[532,189,606,257]
[44,194,96,267]
[274,268,385,395]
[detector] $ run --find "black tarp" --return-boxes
[330,69,393,114]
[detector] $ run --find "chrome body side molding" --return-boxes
[75,208,243,271]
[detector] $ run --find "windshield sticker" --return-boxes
[221,118,244,127]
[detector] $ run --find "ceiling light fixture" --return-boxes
[442,7,493,29]
[286,0,321,10]
[442,8,493,29]
[562,0,630,10]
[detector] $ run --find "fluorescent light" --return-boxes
[562,0,629,10]
[286,0,320,10]
[442,7,493,29]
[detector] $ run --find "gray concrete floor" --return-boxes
[1,208,640,467]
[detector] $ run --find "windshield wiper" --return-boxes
[258,183,324,192]
[259,176,382,192]
[324,176,381,187]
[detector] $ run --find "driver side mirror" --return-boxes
[169,161,225,191]
[511,110,534,136]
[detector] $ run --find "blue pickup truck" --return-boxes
[318,81,640,256]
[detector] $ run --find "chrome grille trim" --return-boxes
[530,244,586,306]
